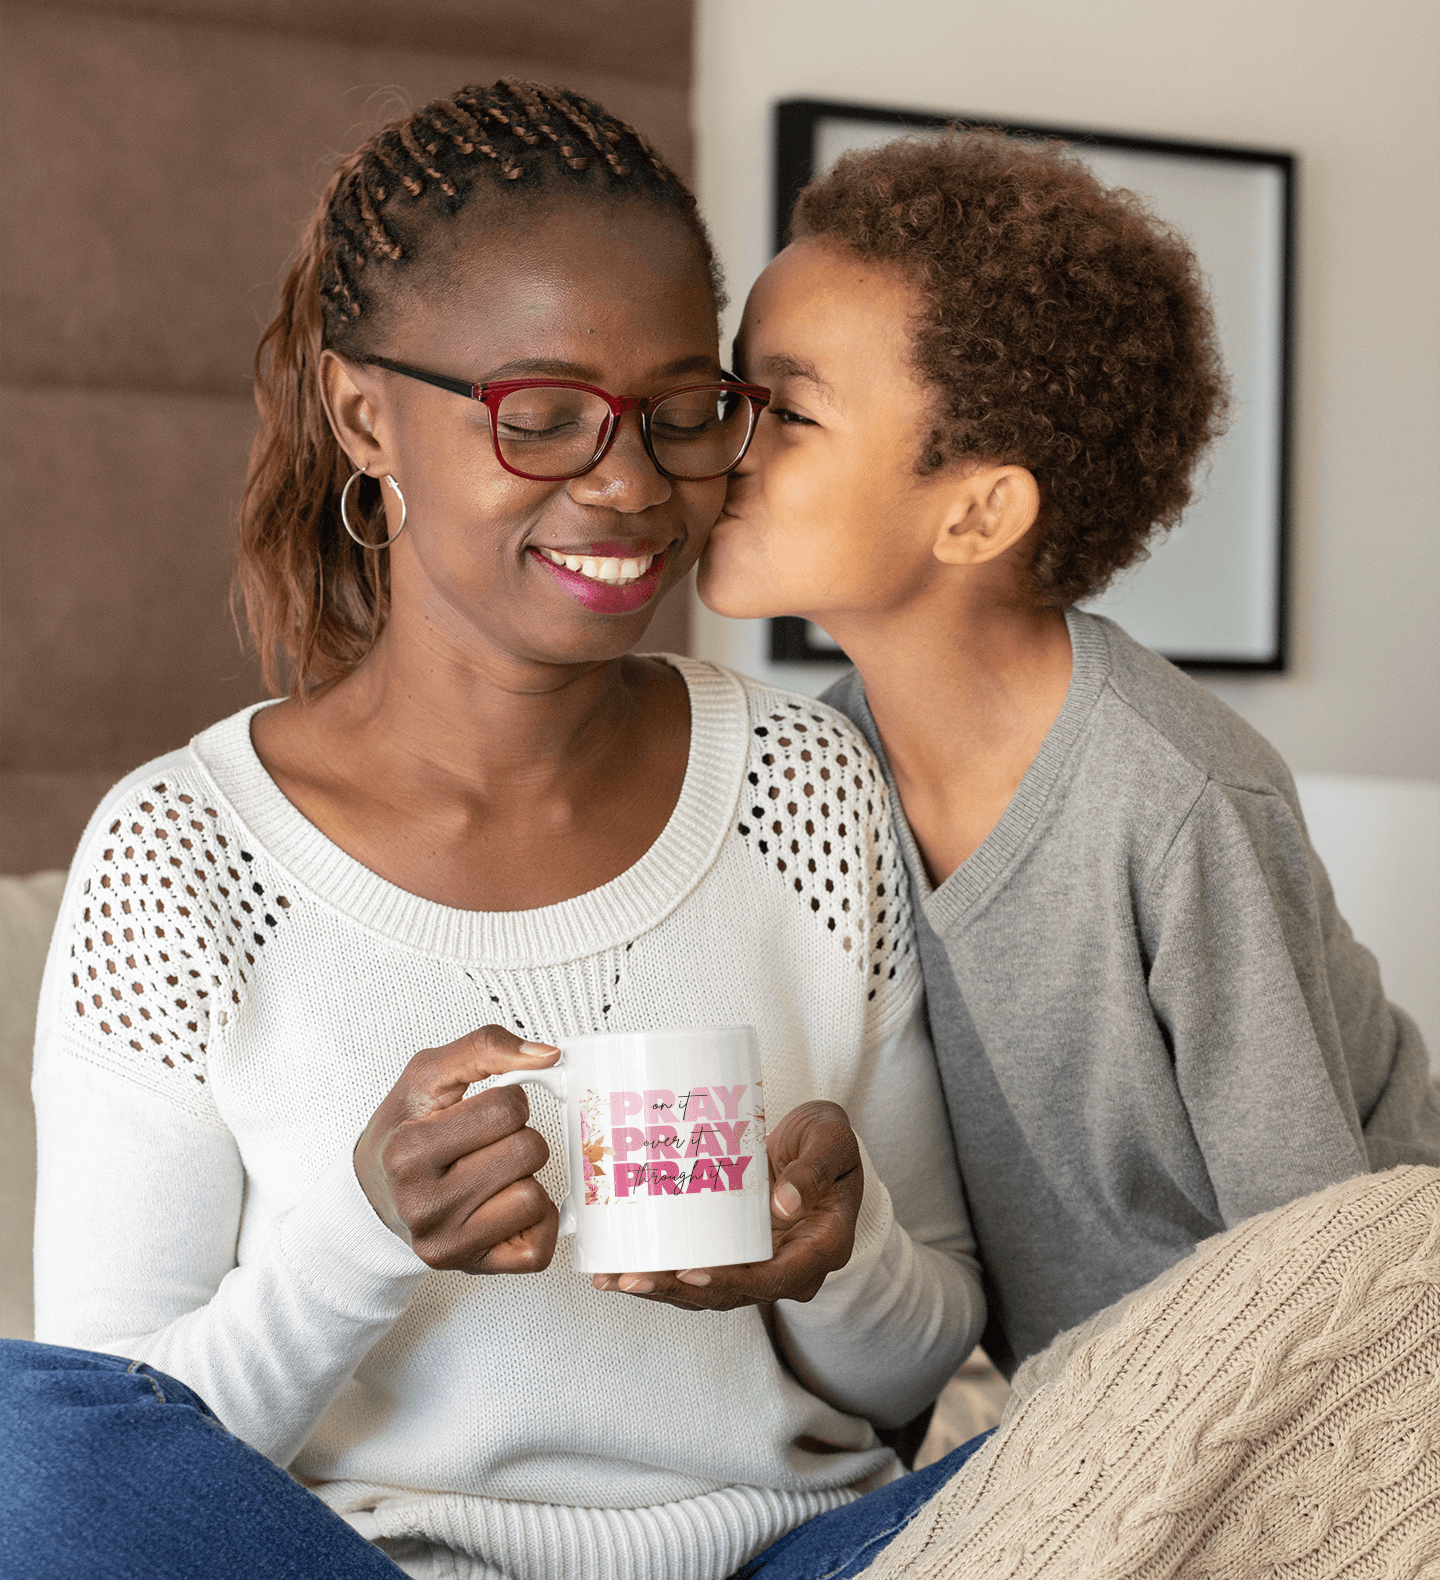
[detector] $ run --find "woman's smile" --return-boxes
[531,543,669,612]
[535,541,661,586]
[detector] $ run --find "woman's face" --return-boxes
[699,240,947,633]
[336,203,726,669]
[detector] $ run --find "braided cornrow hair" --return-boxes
[236,80,722,697]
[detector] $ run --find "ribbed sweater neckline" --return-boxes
[861,609,1111,933]
[188,655,749,969]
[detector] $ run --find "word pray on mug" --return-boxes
[611,1156,752,1198]
[608,1086,755,1198]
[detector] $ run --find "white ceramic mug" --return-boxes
[491,1026,771,1274]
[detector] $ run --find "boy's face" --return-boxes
[699,240,954,631]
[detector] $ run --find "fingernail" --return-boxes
[676,1269,711,1287]
[618,1276,654,1294]
[773,1182,802,1218]
[520,1041,558,1057]
[593,1276,617,1292]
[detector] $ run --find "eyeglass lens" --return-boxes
[493,386,754,480]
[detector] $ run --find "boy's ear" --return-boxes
[932,465,1041,567]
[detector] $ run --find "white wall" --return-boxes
[691,0,1440,784]
[1293,776,1440,1065]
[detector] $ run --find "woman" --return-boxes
[6,83,983,1580]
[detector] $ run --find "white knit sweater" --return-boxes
[32,657,984,1580]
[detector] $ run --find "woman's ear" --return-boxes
[932,465,1041,567]
[319,349,389,475]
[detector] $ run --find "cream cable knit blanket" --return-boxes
[859,1166,1440,1578]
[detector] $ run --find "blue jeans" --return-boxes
[729,1429,994,1579]
[0,1340,403,1578]
[1,1339,990,1579]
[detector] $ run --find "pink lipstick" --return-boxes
[530,549,668,614]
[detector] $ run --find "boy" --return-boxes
[701,131,1438,1374]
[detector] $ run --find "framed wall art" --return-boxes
[767,99,1295,673]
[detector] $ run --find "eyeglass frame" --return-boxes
[352,354,772,483]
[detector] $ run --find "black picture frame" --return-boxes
[767,98,1295,673]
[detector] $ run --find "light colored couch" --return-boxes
[1,870,65,1340]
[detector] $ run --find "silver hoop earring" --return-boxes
[340,467,407,547]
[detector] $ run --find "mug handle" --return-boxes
[489,1064,577,1238]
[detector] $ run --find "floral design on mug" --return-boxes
[746,1079,765,1196]
[580,1088,612,1207]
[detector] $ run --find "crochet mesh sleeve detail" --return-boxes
[733,690,915,1018]
[60,775,294,1122]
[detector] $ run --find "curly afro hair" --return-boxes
[791,132,1229,606]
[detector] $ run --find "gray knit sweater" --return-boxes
[824,610,1439,1376]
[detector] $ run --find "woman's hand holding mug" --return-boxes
[354,1022,864,1309]
[592,1099,864,1311]
[353,1026,563,1275]
[484,1023,863,1312]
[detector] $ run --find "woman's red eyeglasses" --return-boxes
[356,355,771,483]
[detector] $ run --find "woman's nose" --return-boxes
[566,409,671,511]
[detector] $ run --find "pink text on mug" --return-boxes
[581,1081,766,1206]
[490,1026,772,1273]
